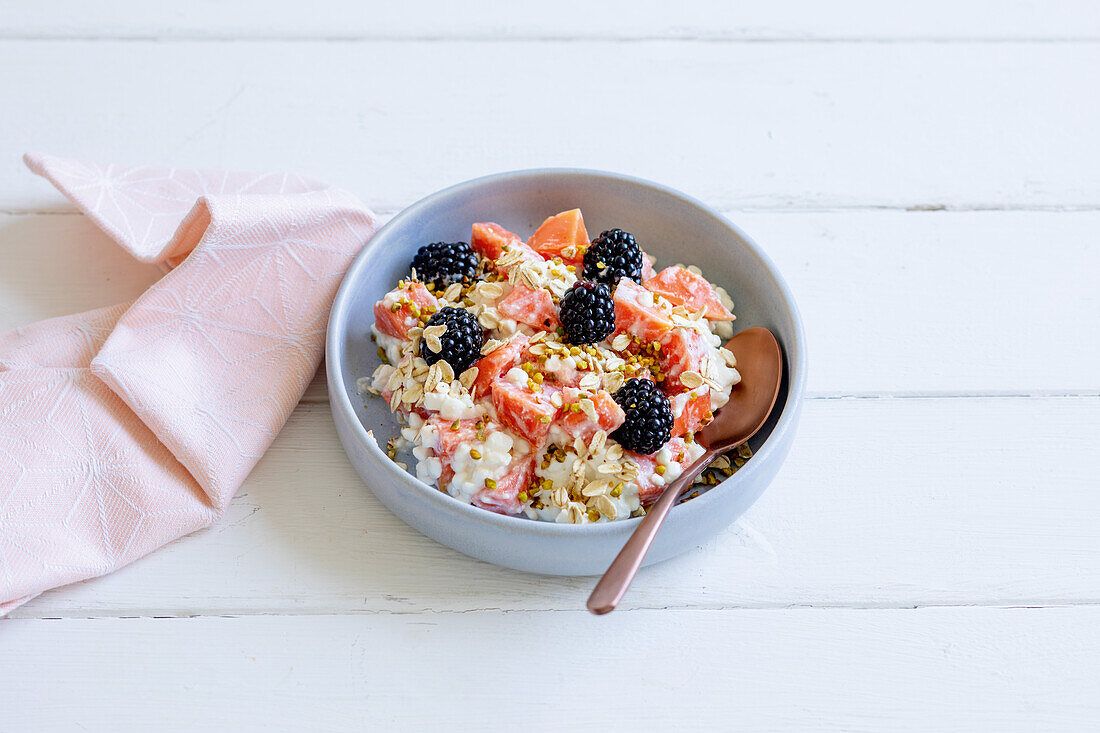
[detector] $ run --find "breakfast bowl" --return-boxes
[326,169,806,576]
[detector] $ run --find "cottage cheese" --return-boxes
[362,213,746,523]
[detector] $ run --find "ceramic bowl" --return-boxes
[327,169,805,575]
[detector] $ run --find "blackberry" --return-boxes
[418,306,484,374]
[411,241,480,290]
[558,281,616,345]
[611,378,674,455]
[583,229,644,286]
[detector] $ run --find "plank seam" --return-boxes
[2,35,1100,44]
[11,601,1100,620]
[802,392,1100,400]
[6,205,1100,217]
[298,392,1100,405]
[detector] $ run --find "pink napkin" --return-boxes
[0,154,378,613]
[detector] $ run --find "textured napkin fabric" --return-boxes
[0,154,378,613]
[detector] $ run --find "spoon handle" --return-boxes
[586,449,718,615]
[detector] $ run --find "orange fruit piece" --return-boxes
[425,416,481,487]
[373,281,438,339]
[497,284,559,331]
[473,455,536,515]
[491,379,557,444]
[527,209,588,263]
[631,437,693,505]
[470,333,529,399]
[471,222,523,260]
[630,453,660,504]
[658,327,711,393]
[558,387,626,441]
[643,266,733,321]
[612,278,675,344]
[471,221,543,273]
[670,390,714,438]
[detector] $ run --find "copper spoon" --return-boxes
[587,327,783,615]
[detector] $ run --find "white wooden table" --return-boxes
[2,2,1098,729]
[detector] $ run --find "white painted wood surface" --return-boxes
[8,396,1097,617]
[4,211,1097,396]
[4,0,1099,40]
[3,609,1099,731]
[1,41,1098,213]
[1,2,1098,729]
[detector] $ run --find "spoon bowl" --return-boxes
[587,327,784,615]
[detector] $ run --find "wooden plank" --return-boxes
[1,41,1098,213]
[7,210,1095,396]
[2,608,1098,730]
[3,0,1099,40]
[11,395,1099,617]
[738,209,1100,396]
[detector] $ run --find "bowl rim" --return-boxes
[327,167,806,537]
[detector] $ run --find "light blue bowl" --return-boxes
[327,170,805,575]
